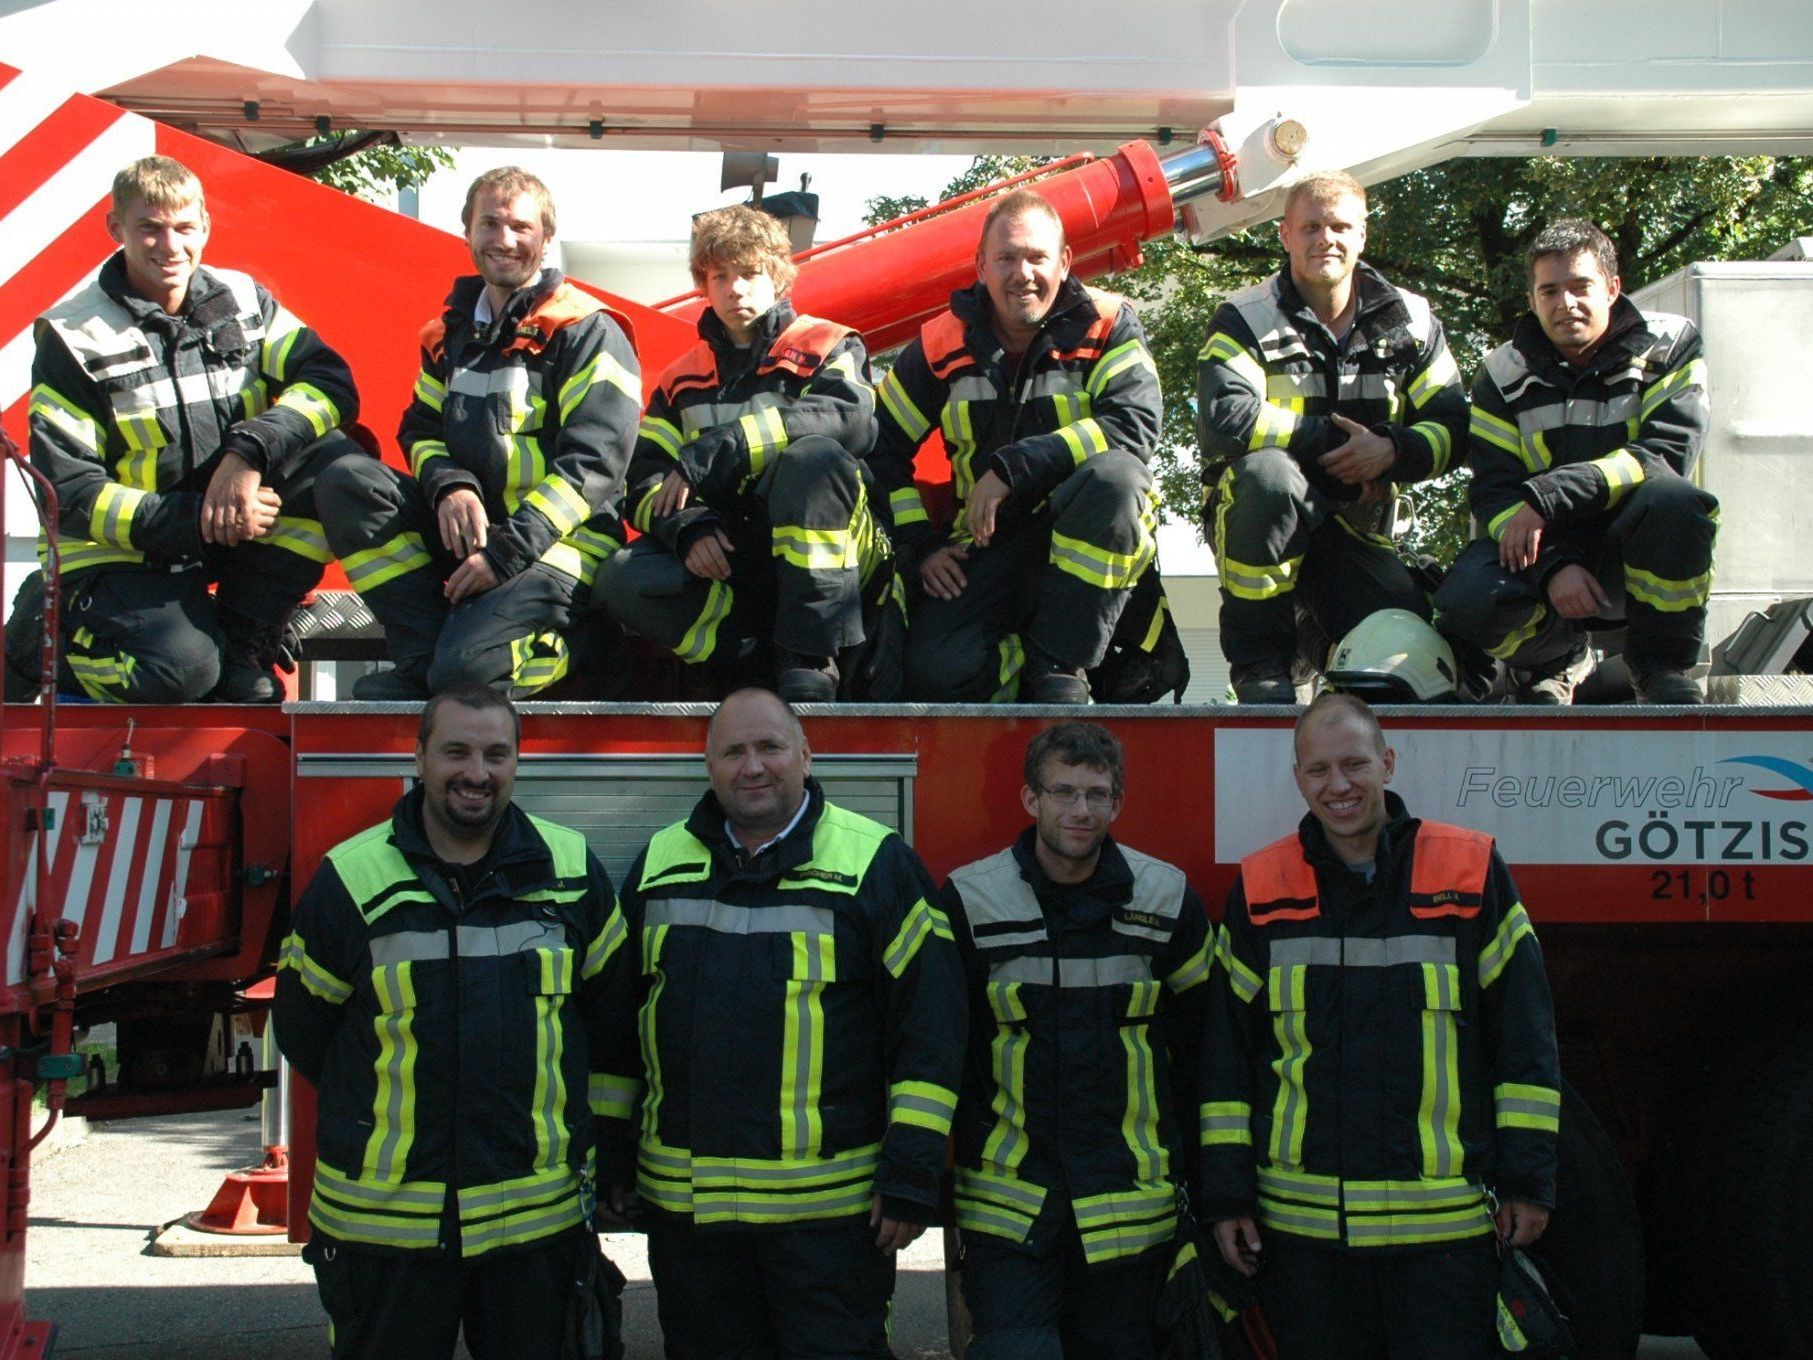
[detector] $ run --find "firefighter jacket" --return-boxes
[1195,262,1467,500]
[274,787,639,1259]
[626,300,875,549]
[619,778,966,1229]
[871,275,1162,557]
[28,252,358,578]
[941,830,1212,1265]
[1199,793,1560,1252]
[1467,297,1708,562]
[397,268,640,589]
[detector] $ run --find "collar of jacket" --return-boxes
[697,297,798,362]
[100,253,249,355]
[442,267,566,346]
[1275,260,1410,341]
[1294,788,1418,877]
[1510,294,1651,378]
[386,784,561,904]
[683,775,828,877]
[1009,825,1135,914]
[947,273,1098,363]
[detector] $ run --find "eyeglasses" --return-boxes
[1038,785,1117,810]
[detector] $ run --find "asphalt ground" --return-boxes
[26,1105,1710,1359]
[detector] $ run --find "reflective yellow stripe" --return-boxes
[1198,332,1267,395]
[1626,563,1711,612]
[636,928,671,1162]
[1087,337,1155,399]
[779,930,834,1157]
[1409,420,1454,475]
[409,440,452,480]
[882,897,954,978]
[590,1072,640,1120]
[1486,503,1525,543]
[740,406,790,480]
[991,633,1025,704]
[1247,402,1301,452]
[89,482,145,547]
[1478,902,1535,988]
[263,325,302,382]
[889,1079,957,1137]
[691,1143,879,1225]
[530,948,571,1172]
[1592,449,1646,507]
[954,1166,1046,1243]
[639,415,682,458]
[508,631,570,695]
[1408,349,1460,407]
[457,1166,585,1256]
[560,348,640,422]
[364,962,419,1182]
[1164,938,1212,993]
[1050,519,1155,591]
[524,475,590,537]
[1056,417,1111,466]
[1641,357,1706,422]
[1495,1081,1561,1133]
[980,981,1030,1171]
[773,524,855,572]
[676,578,734,664]
[636,1136,692,1214]
[342,532,434,594]
[277,931,353,1003]
[1073,1183,1178,1264]
[1418,962,1464,1177]
[239,377,271,421]
[582,907,628,979]
[1120,984,1167,1184]
[877,368,931,443]
[252,515,333,563]
[412,369,446,412]
[29,384,104,455]
[1199,1099,1252,1147]
[1218,552,1300,601]
[1470,406,1520,457]
[1267,964,1310,1166]
[275,382,339,438]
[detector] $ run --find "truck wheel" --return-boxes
[1540,1079,1645,1359]
[1690,1025,1813,1360]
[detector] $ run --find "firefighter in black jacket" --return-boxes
[942,722,1211,1360]
[616,688,966,1358]
[274,685,639,1359]
[595,205,895,703]
[316,167,641,700]
[871,189,1178,705]
[1200,694,1560,1359]
[26,155,361,703]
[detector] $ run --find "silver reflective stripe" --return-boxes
[644,898,835,936]
[987,954,1153,987]
[367,920,568,965]
[679,390,789,436]
[1270,935,1456,969]
[448,366,540,399]
[370,931,448,965]
[949,374,999,405]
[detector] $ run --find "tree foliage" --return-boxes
[279,134,453,202]
[870,152,1813,559]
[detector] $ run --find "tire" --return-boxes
[1690,1024,1813,1360]
[1539,1078,1646,1359]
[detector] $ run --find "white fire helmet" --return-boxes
[1326,609,1460,703]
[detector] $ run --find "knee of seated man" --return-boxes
[1224,447,1306,504]
[138,633,223,703]
[314,450,396,514]
[1628,473,1718,524]
[426,646,508,694]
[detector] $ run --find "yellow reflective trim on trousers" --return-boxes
[276,382,339,438]
[773,523,856,572]
[1495,1081,1561,1133]
[364,962,419,1182]
[1218,551,1300,601]
[1641,357,1706,422]
[1246,401,1301,453]
[591,1072,641,1120]
[89,482,145,547]
[779,930,834,1158]
[889,1079,958,1137]
[1593,449,1646,507]
[559,348,640,422]
[65,650,136,702]
[991,633,1026,703]
[279,931,354,1003]
[889,485,929,527]
[1267,981,1310,1167]
[251,515,333,564]
[1199,1099,1253,1147]
[1469,406,1520,457]
[1410,421,1454,475]
[882,897,954,978]
[1056,417,1111,467]
[1626,563,1711,612]
[1478,902,1535,988]
[1050,523,1155,592]
[1088,337,1155,399]
[980,994,1031,1172]
[343,531,434,594]
[508,631,571,695]
[639,415,683,458]
[1486,502,1525,543]
[676,578,734,663]
[1119,1015,1168,1184]
[1139,592,1170,651]
[409,440,452,480]
[1418,962,1464,1178]
[524,475,590,537]
[876,368,931,443]
[264,326,302,382]
[412,369,446,413]
[29,384,104,456]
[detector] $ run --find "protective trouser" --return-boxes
[961,1228,1167,1360]
[56,432,351,703]
[1254,1232,1499,1360]
[1433,476,1719,676]
[1206,448,1428,669]
[906,449,1154,702]
[316,456,589,697]
[597,436,884,666]
[645,1215,896,1360]
[302,1228,580,1360]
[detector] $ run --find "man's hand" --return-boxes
[683,526,735,581]
[438,488,489,560]
[1496,1199,1551,1249]
[444,552,499,605]
[651,468,693,519]
[595,1183,639,1231]
[1546,563,1612,620]
[1212,1216,1263,1278]
[919,545,970,601]
[201,453,278,546]
[1498,504,1548,573]
[1320,414,1396,485]
[964,470,1012,548]
[870,1194,927,1254]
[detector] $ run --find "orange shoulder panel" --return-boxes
[1241,834,1322,925]
[920,310,973,382]
[1408,822,1494,920]
[419,317,448,364]
[758,314,855,380]
[505,283,622,356]
[658,339,724,400]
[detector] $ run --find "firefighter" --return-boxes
[315,167,641,700]
[942,722,1211,1359]
[1434,219,1716,704]
[871,189,1183,705]
[1196,171,1469,704]
[1200,692,1560,1359]
[274,684,639,1359]
[615,687,965,1358]
[26,155,361,703]
[594,205,898,703]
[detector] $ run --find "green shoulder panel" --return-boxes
[524,812,592,879]
[637,821,714,891]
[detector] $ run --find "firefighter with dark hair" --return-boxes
[617,687,966,1357]
[942,721,1211,1359]
[26,154,361,703]
[316,166,641,700]
[1200,692,1560,1359]
[1434,218,1716,705]
[594,204,897,703]
[275,684,639,1359]
[871,189,1184,705]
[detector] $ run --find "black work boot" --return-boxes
[1027,648,1090,705]
[1632,668,1704,705]
[1230,657,1295,704]
[775,649,839,704]
[213,608,294,704]
[1512,642,1593,706]
[352,657,432,701]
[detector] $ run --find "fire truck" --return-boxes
[3,4,1813,1356]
